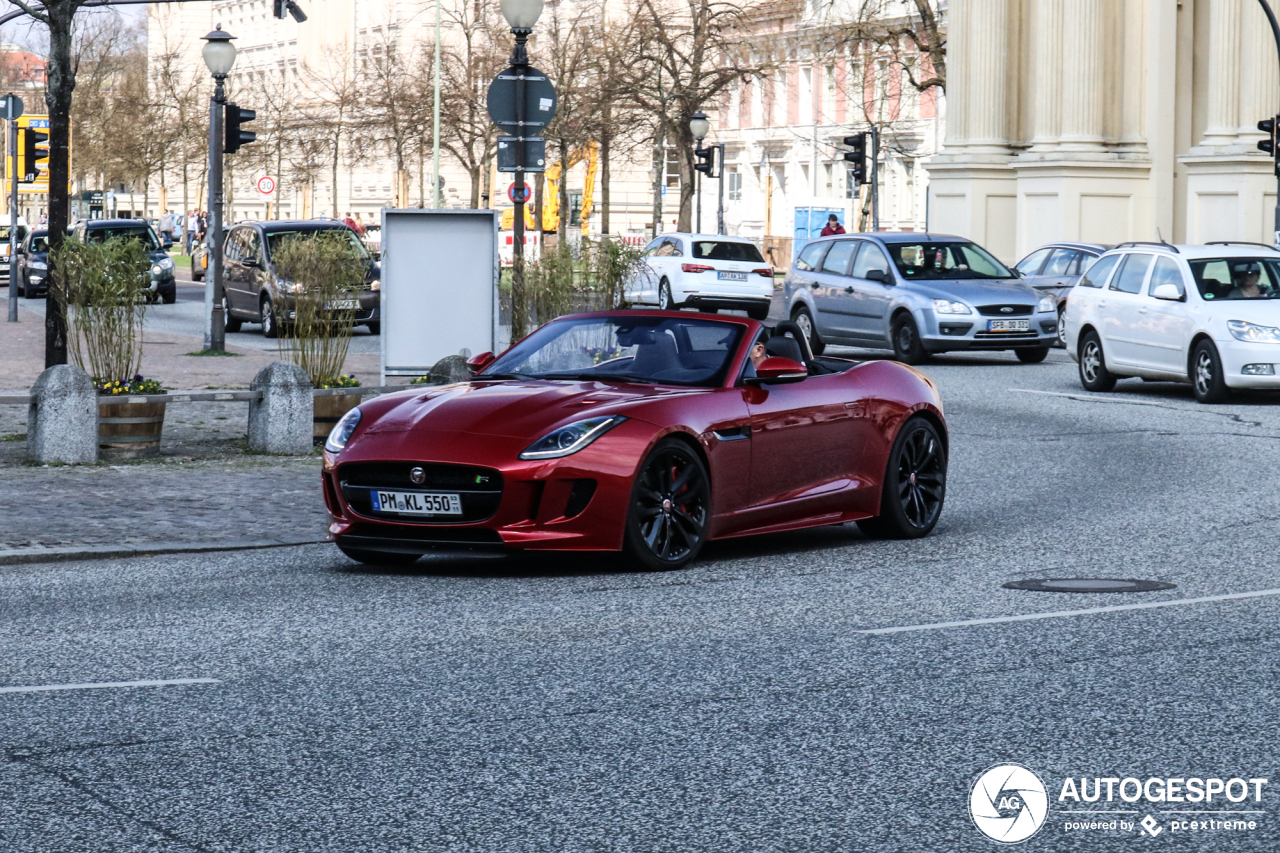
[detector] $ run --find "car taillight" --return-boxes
[681,264,714,273]
[753,267,774,278]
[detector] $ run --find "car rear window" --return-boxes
[794,241,828,272]
[691,240,764,262]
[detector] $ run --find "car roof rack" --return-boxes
[1205,240,1279,251]
[1112,241,1180,253]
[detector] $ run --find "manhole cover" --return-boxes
[1003,578,1177,594]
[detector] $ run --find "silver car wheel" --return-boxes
[1057,312,1067,346]
[1195,351,1213,396]
[1082,341,1102,383]
[795,310,813,340]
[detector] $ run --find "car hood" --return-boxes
[364,380,701,440]
[905,278,1041,304]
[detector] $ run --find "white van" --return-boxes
[0,214,30,283]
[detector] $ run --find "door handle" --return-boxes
[810,283,819,289]
[845,286,855,294]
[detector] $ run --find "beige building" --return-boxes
[928,0,1280,263]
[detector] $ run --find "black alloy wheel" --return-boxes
[337,545,421,566]
[261,295,279,339]
[891,313,928,365]
[624,439,711,571]
[791,305,825,355]
[223,295,242,333]
[857,416,947,540]
[659,278,676,310]
[1078,330,1117,392]
[1016,346,1051,364]
[1192,339,1230,404]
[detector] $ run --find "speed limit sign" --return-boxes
[256,175,277,196]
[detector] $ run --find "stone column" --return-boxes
[942,0,968,146]
[1239,3,1280,140]
[1203,0,1242,146]
[1059,0,1107,151]
[28,365,98,465]
[248,361,314,455]
[1028,0,1063,150]
[965,0,1011,152]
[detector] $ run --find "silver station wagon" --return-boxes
[784,232,1059,364]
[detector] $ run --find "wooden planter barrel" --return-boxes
[314,394,360,445]
[99,400,166,458]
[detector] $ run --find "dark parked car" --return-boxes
[1013,242,1107,345]
[71,218,176,303]
[16,229,49,298]
[221,220,380,337]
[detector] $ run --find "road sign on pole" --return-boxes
[508,183,531,203]
[0,94,22,121]
[257,175,277,195]
[486,66,557,130]
[4,93,20,324]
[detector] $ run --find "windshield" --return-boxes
[29,234,48,253]
[886,241,1015,280]
[483,315,745,387]
[1188,257,1280,300]
[691,240,765,263]
[86,226,160,250]
[265,228,370,260]
[0,226,29,243]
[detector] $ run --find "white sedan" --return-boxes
[1065,241,1280,402]
[628,233,774,320]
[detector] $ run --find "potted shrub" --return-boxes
[270,231,366,442]
[53,237,167,457]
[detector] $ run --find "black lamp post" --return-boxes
[690,111,709,233]
[202,25,236,353]
[501,0,543,341]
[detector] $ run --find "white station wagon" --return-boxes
[1065,241,1280,403]
[627,233,774,320]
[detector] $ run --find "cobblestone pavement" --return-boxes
[0,454,328,550]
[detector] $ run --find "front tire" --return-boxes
[1057,310,1068,347]
[659,278,676,310]
[1078,330,1116,392]
[261,295,280,339]
[624,439,711,571]
[1016,346,1051,364]
[857,416,947,540]
[891,313,928,365]
[1192,339,1230,404]
[337,545,421,566]
[791,305,825,355]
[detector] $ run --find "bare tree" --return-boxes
[360,23,427,205]
[299,46,362,218]
[438,0,507,208]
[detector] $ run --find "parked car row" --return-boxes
[8,218,177,302]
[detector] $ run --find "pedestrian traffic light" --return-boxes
[843,133,868,184]
[1259,116,1280,177]
[224,103,257,154]
[694,145,715,177]
[273,0,307,20]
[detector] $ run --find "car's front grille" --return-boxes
[973,331,1040,340]
[343,524,503,545]
[338,461,502,523]
[977,304,1034,316]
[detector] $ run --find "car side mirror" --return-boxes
[467,351,496,374]
[865,269,890,284]
[747,356,808,385]
[242,257,259,268]
[1151,283,1185,302]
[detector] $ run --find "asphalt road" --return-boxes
[2,352,1279,851]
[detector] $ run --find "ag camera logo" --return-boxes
[970,763,1049,844]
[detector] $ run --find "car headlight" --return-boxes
[370,279,381,291]
[1037,295,1056,313]
[279,280,305,294]
[932,299,972,315]
[1227,320,1280,343]
[158,257,174,271]
[325,406,362,453]
[519,416,626,460]
[151,264,163,276]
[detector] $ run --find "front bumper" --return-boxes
[278,291,380,324]
[681,294,771,313]
[922,310,1058,351]
[1217,338,1280,389]
[322,419,656,554]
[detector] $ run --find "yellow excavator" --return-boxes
[501,141,598,234]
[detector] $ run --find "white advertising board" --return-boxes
[380,209,498,382]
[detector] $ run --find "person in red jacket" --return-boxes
[820,214,846,236]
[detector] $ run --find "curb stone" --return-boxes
[0,537,328,567]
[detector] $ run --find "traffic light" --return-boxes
[224,103,257,154]
[694,145,715,177]
[273,0,307,21]
[843,133,868,185]
[1259,116,1280,177]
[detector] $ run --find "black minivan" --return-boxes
[221,220,381,337]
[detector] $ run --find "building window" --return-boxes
[799,66,813,126]
[774,68,787,127]
[728,169,742,200]
[823,64,835,125]
[664,147,681,189]
[569,191,583,226]
[824,163,833,196]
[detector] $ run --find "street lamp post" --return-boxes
[690,111,709,234]
[1255,0,1280,245]
[500,0,543,341]
[202,26,237,354]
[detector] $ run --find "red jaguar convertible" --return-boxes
[322,311,947,570]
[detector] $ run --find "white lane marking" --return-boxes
[858,588,1280,635]
[0,678,219,695]
[1009,388,1176,407]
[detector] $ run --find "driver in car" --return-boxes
[1229,264,1265,299]
[742,334,770,379]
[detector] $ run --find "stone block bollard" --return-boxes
[426,354,472,385]
[248,362,313,454]
[28,364,98,465]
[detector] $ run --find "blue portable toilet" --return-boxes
[793,207,845,260]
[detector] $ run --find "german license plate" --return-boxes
[988,319,1030,332]
[370,490,462,516]
[717,271,747,282]
[326,299,359,310]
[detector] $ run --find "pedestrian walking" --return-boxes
[353,212,366,235]
[819,214,846,237]
[343,211,359,233]
[159,210,175,245]
[186,210,198,254]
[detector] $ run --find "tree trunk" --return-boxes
[331,139,340,218]
[600,118,611,237]
[45,3,77,368]
[557,138,568,244]
[677,125,694,233]
[469,164,480,209]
